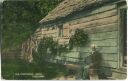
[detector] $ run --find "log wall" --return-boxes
[59,3,119,68]
[22,3,120,68]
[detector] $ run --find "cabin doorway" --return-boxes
[120,8,127,67]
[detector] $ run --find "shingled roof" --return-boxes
[39,0,121,24]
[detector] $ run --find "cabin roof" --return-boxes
[39,0,121,24]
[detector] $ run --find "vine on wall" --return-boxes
[69,29,89,49]
[32,29,89,64]
[32,36,68,64]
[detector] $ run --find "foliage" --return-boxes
[41,63,68,80]
[32,36,69,79]
[2,0,63,49]
[58,44,69,55]
[2,59,34,79]
[69,29,89,49]
[2,58,68,80]
[32,36,68,65]
[33,29,89,65]
[32,36,58,65]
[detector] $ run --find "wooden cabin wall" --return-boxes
[37,3,120,69]
[116,2,127,68]
[60,3,119,68]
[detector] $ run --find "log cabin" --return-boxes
[22,0,127,79]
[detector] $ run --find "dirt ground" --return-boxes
[53,75,76,80]
[52,64,81,80]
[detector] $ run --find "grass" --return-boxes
[1,59,68,80]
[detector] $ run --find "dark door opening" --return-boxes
[120,8,127,66]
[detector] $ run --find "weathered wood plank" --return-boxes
[69,9,117,26]
[43,29,57,34]
[78,52,118,61]
[65,51,79,58]
[42,23,118,38]
[101,61,118,68]
[101,54,118,61]
[91,38,117,47]
[83,23,118,34]
[99,47,118,54]
[54,53,118,68]
[69,15,118,30]
[71,4,116,20]
[81,46,118,53]
[89,31,118,41]
[87,4,116,16]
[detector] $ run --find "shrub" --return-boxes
[69,29,89,49]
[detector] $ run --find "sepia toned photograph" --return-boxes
[0,0,127,80]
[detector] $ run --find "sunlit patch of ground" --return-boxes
[53,75,76,80]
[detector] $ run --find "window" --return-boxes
[58,25,63,37]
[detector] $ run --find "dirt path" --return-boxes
[53,75,76,80]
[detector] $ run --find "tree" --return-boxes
[2,0,63,50]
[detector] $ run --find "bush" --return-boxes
[69,29,89,49]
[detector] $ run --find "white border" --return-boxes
[0,0,128,81]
